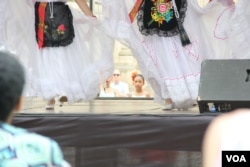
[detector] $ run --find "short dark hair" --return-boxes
[0,50,25,121]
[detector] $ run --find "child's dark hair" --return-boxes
[131,72,144,82]
[0,50,25,122]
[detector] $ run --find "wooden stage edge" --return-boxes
[20,97,202,115]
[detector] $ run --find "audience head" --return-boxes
[112,69,121,83]
[105,76,113,87]
[0,50,25,122]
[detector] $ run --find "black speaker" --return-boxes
[198,59,250,113]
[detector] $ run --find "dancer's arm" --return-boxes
[75,0,95,17]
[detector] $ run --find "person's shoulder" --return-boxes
[0,123,27,134]
[4,128,59,151]
[23,132,56,143]
[0,124,52,143]
[0,123,70,166]
[25,133,70,166]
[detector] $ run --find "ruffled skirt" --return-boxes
[226,0,250,59]
[5,1,115,102]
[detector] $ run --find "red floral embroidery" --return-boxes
[57,24,65,35]
[158,3,167,13]
[58,24,65,31]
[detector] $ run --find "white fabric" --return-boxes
[226,0,250,59]
[0,0,16,48]
[110,81,130,96]
[198,0,250,60]
[101,0,227,108]
[39,0,67,2]
[4,0,115,102]
[199,0,235,59]
[27,0,66,3]
[0,0,7,47]
[99,90,115,97]
[131,94,147,98]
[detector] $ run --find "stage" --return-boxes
[12,98,218,167]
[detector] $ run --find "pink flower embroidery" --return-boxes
[58,24,65,32]
[57,24,65,35]
[158,3,167,13]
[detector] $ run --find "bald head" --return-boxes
[113,69,120,75]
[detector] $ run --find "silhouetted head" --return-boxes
[0,50,25,122]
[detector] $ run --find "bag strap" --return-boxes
[172,0,191,46]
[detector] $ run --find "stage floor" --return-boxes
[21,97,200,115]
[16,97,212,167]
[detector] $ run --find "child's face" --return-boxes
[133,76,144,88]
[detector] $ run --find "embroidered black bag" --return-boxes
[137,0,190,46]
[35,2,75,48]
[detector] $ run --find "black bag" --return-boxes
[35,2,75,48]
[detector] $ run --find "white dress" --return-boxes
[199,0,250,60]
[226,0,250,59]
[5,0,115,102]
[0,0,16,48]
[0,0,7,47]
[197,0,235,59]
[101,0,223,108]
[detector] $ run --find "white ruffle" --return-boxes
[226,0,250,59]
[6,0,114,102]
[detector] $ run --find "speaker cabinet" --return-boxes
[198,59,250,113]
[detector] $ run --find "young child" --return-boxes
[130,72,150,98]
[0,50,70,166]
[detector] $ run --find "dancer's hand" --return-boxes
[75,0,95,17]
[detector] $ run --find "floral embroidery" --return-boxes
[148,0,174,27]
[44,23,66,40]
[57,24,65,35]
[35,2,74,48]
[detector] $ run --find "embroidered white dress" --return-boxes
[5,0,115,102]
[193,0,235,59]
[101,0,223,108]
